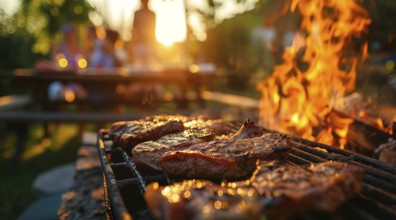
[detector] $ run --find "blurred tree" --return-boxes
[202,11,262,90]
[195,0,396,74]
[0,10,44,68]
[0,0,94,68]
[17,0,94,55]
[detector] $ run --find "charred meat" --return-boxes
[108,119,184,152]
[160,133,292,180]
[251,161,364,219]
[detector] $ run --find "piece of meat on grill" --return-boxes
[145,180,261,220]
[147,114,235,136]
[251,161,364,219]
[160,133,292,180]
[143,114,239,136]
[132,128,215,171]
[108,119,185,152]
[145,161,363,220]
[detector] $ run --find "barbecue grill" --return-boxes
[97,121,396,220]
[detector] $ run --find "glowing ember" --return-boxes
[257,0,371,148]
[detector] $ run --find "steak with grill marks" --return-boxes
[144,161,364,220]
[107,119,184,152]
[132,128,215,171]
[251,161,364,219]
[132,119,267,173]
[160,133,292,180]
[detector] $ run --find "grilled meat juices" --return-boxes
[145,161,364,220]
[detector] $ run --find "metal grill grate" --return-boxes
[97,122,396,220]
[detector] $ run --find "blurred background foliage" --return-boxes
[363,0,396,52]
[0,0,395,71]
[0,0,93,68]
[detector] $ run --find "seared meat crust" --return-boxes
[108,119,184,152]
[251,161,364,219]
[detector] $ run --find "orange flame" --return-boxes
[257,0,371,148]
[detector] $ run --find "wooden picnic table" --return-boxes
[1,66,216,165]
[12,67,214,110]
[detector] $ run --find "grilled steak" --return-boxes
[160,133,292,180]
[145,114,234,136]
[145,161,363,220]
[108,119,184,152]
[132,128,215,171]
[132,118,270,174]
[251,161,364,219]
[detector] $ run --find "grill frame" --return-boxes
[97,122,396,220]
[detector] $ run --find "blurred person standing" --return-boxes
[129,0,157,66]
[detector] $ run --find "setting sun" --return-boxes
[152,0,187,46]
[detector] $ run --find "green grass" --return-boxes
[0,123,81,220]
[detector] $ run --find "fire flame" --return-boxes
[257,0,371,148]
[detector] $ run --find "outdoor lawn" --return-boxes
[0,123,82,220]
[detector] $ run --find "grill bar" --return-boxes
[98,122,396,220]
[120,150,146,193]
[290,136,396,174]
[292,140,396,183]
[363,175,396,194]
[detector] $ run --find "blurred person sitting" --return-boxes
[129,0,158,66]
[89,28,125,70]
[47,23,88,102]
[85,28,127,104]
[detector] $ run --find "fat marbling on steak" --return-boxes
[132,128,215,171]
[160,133,292,180]
[108,118,184,152]
[144,161,364,220]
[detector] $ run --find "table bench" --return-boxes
[0,95,31,111]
